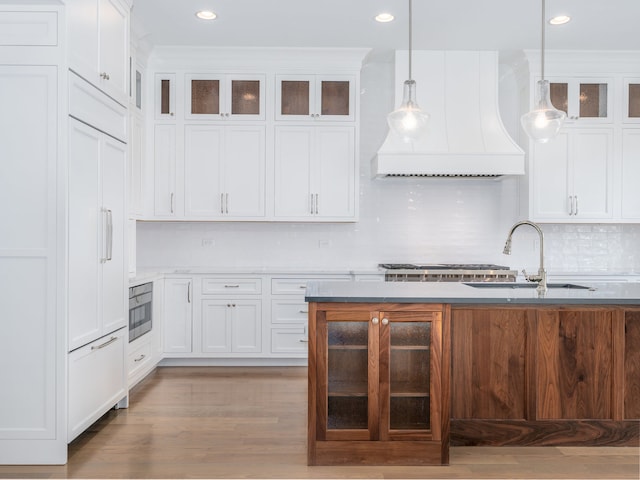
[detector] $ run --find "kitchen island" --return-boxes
[305,281,640,466]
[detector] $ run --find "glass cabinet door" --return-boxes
[625,79,640,122]
[186,75,265,120]
[548,78,611,122]
[155,74,175,120]
[326,318,370,431]
[387,318,431,431]
[276,75,354,121]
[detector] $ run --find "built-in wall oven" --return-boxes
[129,282,152,342]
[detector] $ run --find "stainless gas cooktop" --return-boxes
[379,263,518,282]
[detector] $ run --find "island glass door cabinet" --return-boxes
[307,303,450,466]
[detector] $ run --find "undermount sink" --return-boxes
[464,282,591,290]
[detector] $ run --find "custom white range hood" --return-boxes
[375,51,525,177]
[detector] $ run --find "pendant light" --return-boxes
[521,0,566,143]
[387,0,429,142]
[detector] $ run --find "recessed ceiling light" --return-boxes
[196,10,217,20]
[549,15,571,25]
[375,13,394,23]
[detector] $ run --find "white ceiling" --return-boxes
[132,0,640,52]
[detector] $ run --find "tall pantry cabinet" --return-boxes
[0,0,132,464]
[0,2,67,464]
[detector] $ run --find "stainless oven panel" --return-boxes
[129,282,153,342]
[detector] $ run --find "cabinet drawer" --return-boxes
[271,326,308,355]
[272,300,309,324]
[201,278,262,295]
[271,277,350,295]
[68,328,126,442]
[127,336,153,380]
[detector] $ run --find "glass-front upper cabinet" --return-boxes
[155,73,176,120]
[275,74,355,122]
[547,77,613,123]
[185,74,265,121]
[624,78,640,123]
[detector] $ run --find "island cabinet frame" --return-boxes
[450,305,640,447]
[307,302,450,466]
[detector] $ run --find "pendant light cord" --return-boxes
[540,0,545,80]
[408,0,413,81]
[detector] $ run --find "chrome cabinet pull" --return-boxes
[299,338,309,343]
[310,194,314,214]
[299,285,307,289]
[315,194,319,214]
[569,195,575,215]
[170,192,174,214]
[134,354,146,362]
[100,208,107,263]
[220,193,224,214]
[224,284,240,288]
[106,209,113,261]
[91,336,118,350]
[187,282,191,303]
[299,309,308,313]
[575,195,579,215]
[225,193,229,214]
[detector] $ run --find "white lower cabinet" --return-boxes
[127,334,154,387]
[163,278,193,353]
[68,328,126,442]
[160,274,361,362]
[201,299,262,353]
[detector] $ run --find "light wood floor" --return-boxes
[1,366,638,479]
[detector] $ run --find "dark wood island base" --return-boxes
[308,301,640,466]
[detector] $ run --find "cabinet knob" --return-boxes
[372,317,379,325]
[100,72,110,80]
[382,318,389,325]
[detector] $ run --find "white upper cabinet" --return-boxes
[530,128,613,222]
[274,126,356,220]
[184,125,265,219]
[546,77,613,123]
[623,79,640,123]
[621,129,640,219]
[275,74,355,122]
[185,74,265,121]
[67,0,130,104]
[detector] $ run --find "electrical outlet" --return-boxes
[202,238,215,247]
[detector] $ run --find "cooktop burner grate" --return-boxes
[380,263,518,282]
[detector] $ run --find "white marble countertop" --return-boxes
[305,280,640,305]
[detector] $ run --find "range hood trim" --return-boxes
[374,50,525,178]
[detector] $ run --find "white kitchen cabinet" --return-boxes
[624,79,640,123]
[621,129,640,219]
[68,328,126,442]
[163,278,193,354]
[185,73,265,121]
[274,126,356,220]
[129,109,144,217]
[68,117,127,351]
[67,0,130,104]
[0,3,66,461]
[155,73,176,120]
[546,76,613,124]
[269,276,350,356]
[275,74,355,122]
[127,333,154,387]
[530,128,613,222]
[184,125,265,218]
[201,300,262,354]
[153,124,178,217]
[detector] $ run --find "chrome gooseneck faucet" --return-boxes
[503,220,547,293]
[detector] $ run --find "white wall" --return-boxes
[137,56,640,275]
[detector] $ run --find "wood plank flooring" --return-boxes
[0,366,638,479]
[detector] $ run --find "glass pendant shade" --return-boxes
[387,80,430,142]
[520,79,566,143]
